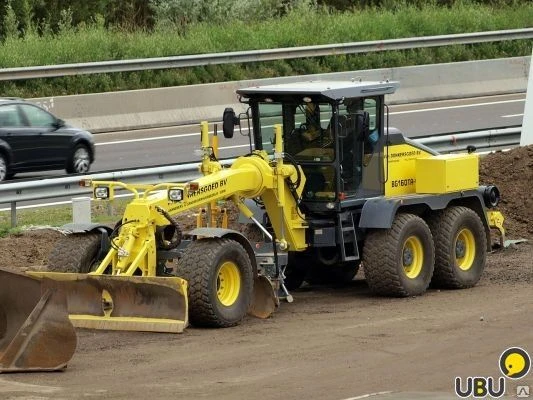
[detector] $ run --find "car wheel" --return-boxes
[67,144,91,174]
[0,155,7,182]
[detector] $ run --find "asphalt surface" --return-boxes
[10,93,527,179]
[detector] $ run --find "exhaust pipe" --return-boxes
[0,268,77,373]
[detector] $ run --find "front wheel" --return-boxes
[175,238,253,328]
[67,144,91,174]
[363,213,435,297]
[48,233,102,273]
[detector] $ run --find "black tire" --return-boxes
[306,263,359,285]
[303,247,359,286]
[175,238,253,328]
[363,213,435,297]
[0,154,7,182]
[66,144,91,174]
[428,206,487,289]
[48,233,102,273]
[284,252,308,290]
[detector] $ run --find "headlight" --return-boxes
[79,179,92,187]
[168,188,184,202]
[94,186,110,200]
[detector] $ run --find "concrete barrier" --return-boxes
[33,56,531,133]
[521,49,533,146]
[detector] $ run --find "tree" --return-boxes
[0,0,7,41]
[106,0,156,30]
[11,0,30,35]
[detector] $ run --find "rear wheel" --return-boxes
[363,213,434,297]
[67,144,91,174]
[306,263,359,285]
[175,238,253,328]
[305,247,359,285]
[48,233,102,273]
[428,206,487,288]
[0,155,7,182]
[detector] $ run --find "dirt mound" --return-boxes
[479,145,533,239]
[0,228,64,271]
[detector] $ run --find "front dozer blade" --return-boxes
[248,275,279,319]
[0,268,77,373]
[27,273,188,334]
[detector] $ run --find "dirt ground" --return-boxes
[1,147,532,399]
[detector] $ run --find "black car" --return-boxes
[0,98,95,181]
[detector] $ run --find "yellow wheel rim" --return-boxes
[455,228,476,271]
[217,261,241,306]
[402,236,424,279]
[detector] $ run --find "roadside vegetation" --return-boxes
[0,200,130,237]
[0,0,531,98]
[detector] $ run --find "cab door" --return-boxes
[18,104,69,168]
[0,104,36,169]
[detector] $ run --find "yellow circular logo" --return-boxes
[499,347,531,379]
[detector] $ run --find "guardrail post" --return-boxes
[10,202,16,228]
[72,197,91,224]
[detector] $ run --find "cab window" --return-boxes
[256,102,282,155]
[284,102,334,162]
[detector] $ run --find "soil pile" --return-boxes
[480,145,533,239]
[0,229,63,271]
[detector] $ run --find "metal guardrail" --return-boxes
[419,126,521,153]
[0,126,521,227]
[2,29,532,81]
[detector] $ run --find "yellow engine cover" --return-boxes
[415,153,479,194]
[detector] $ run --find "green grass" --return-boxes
[0,1,532,97]
[0,200,131,237]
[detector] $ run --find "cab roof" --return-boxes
[237,80,399,101]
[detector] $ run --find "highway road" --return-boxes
[91,93,526,170]
[10,93,527,180]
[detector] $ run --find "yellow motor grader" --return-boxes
[0,80,505,372]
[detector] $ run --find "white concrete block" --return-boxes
[72,197,91,224]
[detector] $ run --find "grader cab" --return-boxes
[0,80,505,372]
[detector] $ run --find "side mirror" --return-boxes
[53,118,65,130]
[355,111,370,141]
[222,108,239,139]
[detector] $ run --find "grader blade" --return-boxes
[27,272,188,333]
[248,275,279,319]
[0,268,77,373]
